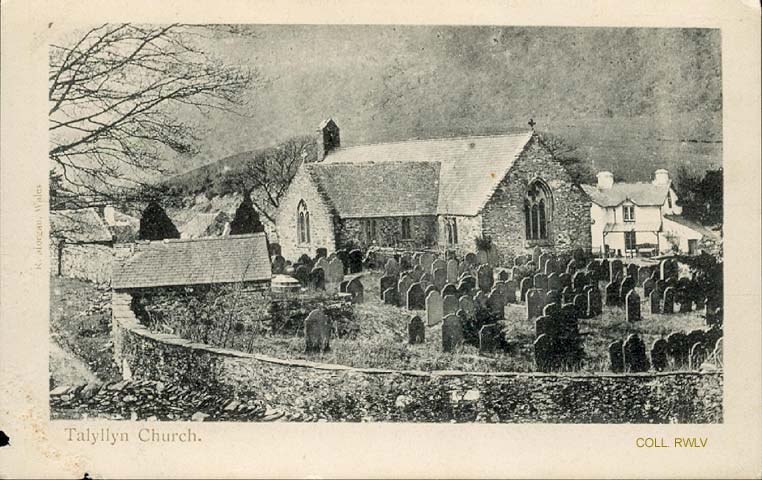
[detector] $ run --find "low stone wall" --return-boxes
[51,242,113,284]
[113,292,722,423]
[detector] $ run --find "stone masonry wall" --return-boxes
[50,242,113,284]
[275,167,337,261]
[336,216,437,250]
[437,214,482,256]
[113,291,722,423]
[482,135,592,264]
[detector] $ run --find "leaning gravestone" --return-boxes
[626,290,641,322]
[649,289,661,314]
[476,264,494,292]
[425,290,443,326]
[623,334,649,372]
[662,287,676,314]
[379,275,397,299]
[408,315,425,345]
[458,295,475,317]
[446,259,459,283]
[526,288,545,320]
[520,277,532,301]
[651,339,669,371]
[443,294,459,317]
[304,309,331,353]
[534,334,555,373]
[346,277,364,304]
[442,314,463,353]
[505,279,517,303]
[383,287,399,306]
[608,340,624,373]
[407,282,425,310]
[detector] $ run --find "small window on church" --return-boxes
[445,217,458,245]
[401,218,412,239]
[297,200,310,244]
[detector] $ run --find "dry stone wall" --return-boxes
[51,243,113,284]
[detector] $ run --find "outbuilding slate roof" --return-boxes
[581,183,670,207]
[314,131,534,217]
[50,208,113,243]
[112,233,271,289]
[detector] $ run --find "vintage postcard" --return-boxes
[1,0,760,478]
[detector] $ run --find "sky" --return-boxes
[174,25,722,182]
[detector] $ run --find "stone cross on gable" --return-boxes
[528,118,536,130]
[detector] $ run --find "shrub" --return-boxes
[138,201,180,241]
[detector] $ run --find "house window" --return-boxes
[297,200,310,244]
[445,217,459,245]
[401,217,412,239]
[623,205,635,222]
[363,219,377,243]
[667,191,673,209]
[525,179,552,240]
[624,231,636,251]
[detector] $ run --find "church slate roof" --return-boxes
[312,131,534,217]
[580,183,671,207]
[112,233,271,289]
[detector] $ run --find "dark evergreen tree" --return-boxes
[229,192,265,235]
[138,201,180,241]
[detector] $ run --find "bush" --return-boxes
[138,201,180,241]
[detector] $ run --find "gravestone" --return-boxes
[398,275,413,307]
[464,252,477,266]
[425,290,443,326]
[407,282,425,310]
[546,289,561,307]
[534,334,555,372]
[476,264,494,292]
[505,279,517,303]
[399,253,413,271]
[566,259,577,274]
[410,265,424,282]
[520,277,532,301]
[442,314,463,353]
[638,267,651,287]
[533,273,548,292]
[651,339,669,371]
[600,258,610,282]
[547,272,561,292]
[704,327,723,355]
[713,338,723,364]
[666,332,689,368]
[538,252,551,273]
[433,267,447,291]
[327,257,344,289]
[608,340,624,373]
[689,343,707,370]
[643,278,655,299]
[660,258,678,280]
[561,286,575,304]
[677,286,693,313]
[348,249,363,274]
[298,254,315,271]
[572,271,587,293]
[424,284,437,299]
[294,265,311,286]
[346,277,364,304]
[535,315,554,338]
[383,287,399,306]
[487,289,506,320]
[526,288,545,319]
[605,281,619,307]
[271,255,286,274]
[586,260,601,283]
[623,334,649,372]
[419,272,433,287]
[492,281,508,304]
[511,266,522,282]
[532,246,543,266]
[542,302,561,321]
[314,256,329,273]
[685,329,707,352]
[473,291,487,308]
[309,268,326,290]
[559,272,572,290]
[432,258,447,275]
[384,258,399,277]
[544,257,558,275]
[380,275,397,299]
[662,287,675,314]
[458,295,475,317]
[443,294,459,317]
[587,287,602,317]
[610,259,623,281]
[627,264,639,283]
[479,323,504,354]
[420,252,435,273]
[649,289,661,315]
[619,276,636,303]
[408,315,425,344]
[314,247,327,259]
[573,294,588,320]
[442,283,458,298]
[458,275,476,294]
[446,259,459,283]
[626,290,641,322]
[304,309,331,353]
[268,243,282,257]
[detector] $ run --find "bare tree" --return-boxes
[49,24,255,210]
[216,135,315,223]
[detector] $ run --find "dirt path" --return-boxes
[49,338,99,387]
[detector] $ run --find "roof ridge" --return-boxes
[136,233,266,246]
[327,130,533,153]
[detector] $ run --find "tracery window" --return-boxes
[524,179,552,241]
[297,200,310,244]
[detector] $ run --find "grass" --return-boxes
[50,276,120,384]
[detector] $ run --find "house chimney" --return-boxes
[596,171,614,190]
[103,205,116,225]
[315,118,340,162]
[653,168,670,186]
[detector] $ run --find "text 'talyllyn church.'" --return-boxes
[275,119,592,263]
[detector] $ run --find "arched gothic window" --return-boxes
[524,180,552,240]
[297,200,310,244]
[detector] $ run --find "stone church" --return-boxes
[275,119,591,264]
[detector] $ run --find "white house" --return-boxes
[581,169,712,256]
